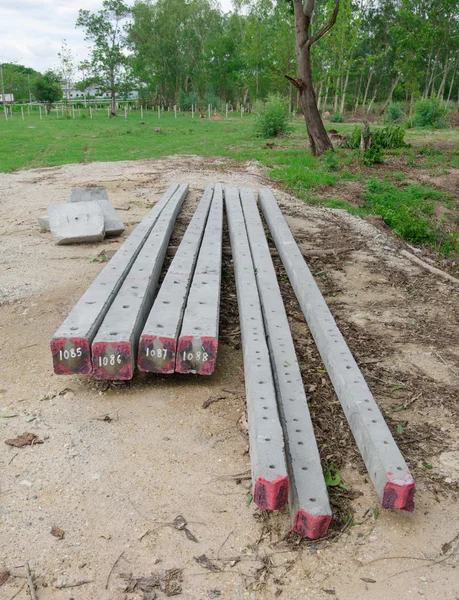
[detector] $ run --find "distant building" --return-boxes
[62,84,139,101]
[0,94,14,103]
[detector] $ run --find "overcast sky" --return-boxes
[0,0,234,74]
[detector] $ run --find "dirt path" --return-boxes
[1,156,459,600]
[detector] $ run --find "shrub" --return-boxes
[330,112,344,123]
[384,102,404,124]
[363,145,384,165]
[343,124,406,151]
[413,99,447,128]
[322,149,339,171]
[254,93,292,138]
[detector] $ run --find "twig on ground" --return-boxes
[93,407,124,422]
[105,551,125,590]
[8,453,19,465]
[26,563,37,600]
[434,352,459,379]
[400,250,459,285]
[56,579,94,589]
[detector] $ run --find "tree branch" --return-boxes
[307,0,340,48]
[284,74,302,89]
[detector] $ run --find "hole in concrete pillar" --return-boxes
[70,327,77,331]
[86,301,96,305]
[397,466,403,471]
[258,381,264,384]
[296,429,301,433]
[265,438,270,441]
[157,325,163,329]
[198,302,206,305]
[302,467,308,471]
[309,498,316,502]
[263,406,268,410]
[110,332,118,336]
[298,441,304,445]
[163,301,170,304]
[372,420,377,423]
[384,441,388,444]
[132,286,138,289]
[269,465,275,469]
[367,408,372,411]
[346,366,351,369]
[123,305,129,309]
[263,417,268,420]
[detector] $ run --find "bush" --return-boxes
[413,99,447,128]
[254,94,292,138]
[178,90,198,111]
[330,112,344,123]
[384,102,404,124]
[363,145,384,166]
[343,124,406,151]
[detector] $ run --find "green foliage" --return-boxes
[254,93,292,138]
[330,112,344,123]
[413,99,447,129]
[363,178,450,247]
[362,145,384,165]
[322,149,339,171]
[178,90,198,111]
[32,71,62,110]
[372,125,406,149]
[384,102,404,124]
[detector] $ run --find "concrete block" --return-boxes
[91,185,188,380]
[50,184,184,375]
[38,215,49,232]
[175,184,223,375]
[240,188,331,539]
[138,185,214,374]
[69,187,109,203]
[225,186,288,511]
[48,202,105,245]
[97,199,125,237]
[259,187,415,512]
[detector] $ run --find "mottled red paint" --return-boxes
[137,336,176,373]
[382,480,416,512]
[175,335,218,375]
[51,337,92,375]
[292,510,332,539]
[253,475,289,511]
[91,341,133,381]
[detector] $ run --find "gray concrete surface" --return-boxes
[138,185,214,374]
[175,184,223,375]
[38,215,49,232]
[51,184,183,375]
[96,199,125,237]
[240,188,332,538]
[91,185,188,380]
[225,186,288,511]
[259,187,415,511]
[48,202,105,245]
[69,187,109,203]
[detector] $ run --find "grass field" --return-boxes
[1,107,458,263]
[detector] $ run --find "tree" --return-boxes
[57,40,77,102]
[32,71,62,114]
[286,0,339,156]
[76,0,132,115]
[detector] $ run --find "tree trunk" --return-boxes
[425,50,439,98]
[287,0,336,156]
[409,85,415,126]
[46,102,51,115]
[379,73,401,115]
[354,69,363,113]
[436,55,450,101]
[317,80,323,111]
[361,67,373,110]
[446,56,457,105]
[339,67,350,115]
[323,86,329,113]
[333,75,340,112]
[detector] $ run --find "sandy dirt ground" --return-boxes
[1,156,459,600]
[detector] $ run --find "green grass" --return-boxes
[1,108,458,259]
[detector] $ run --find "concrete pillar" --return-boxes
[91,185,188,380]
[225,186,288,511]
[175,184,223,375]
[50,184,184,375]
[240,188,331,538]
[138,184,215,374]
[259,187,415,512]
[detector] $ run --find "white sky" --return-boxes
[0,0,235,74]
